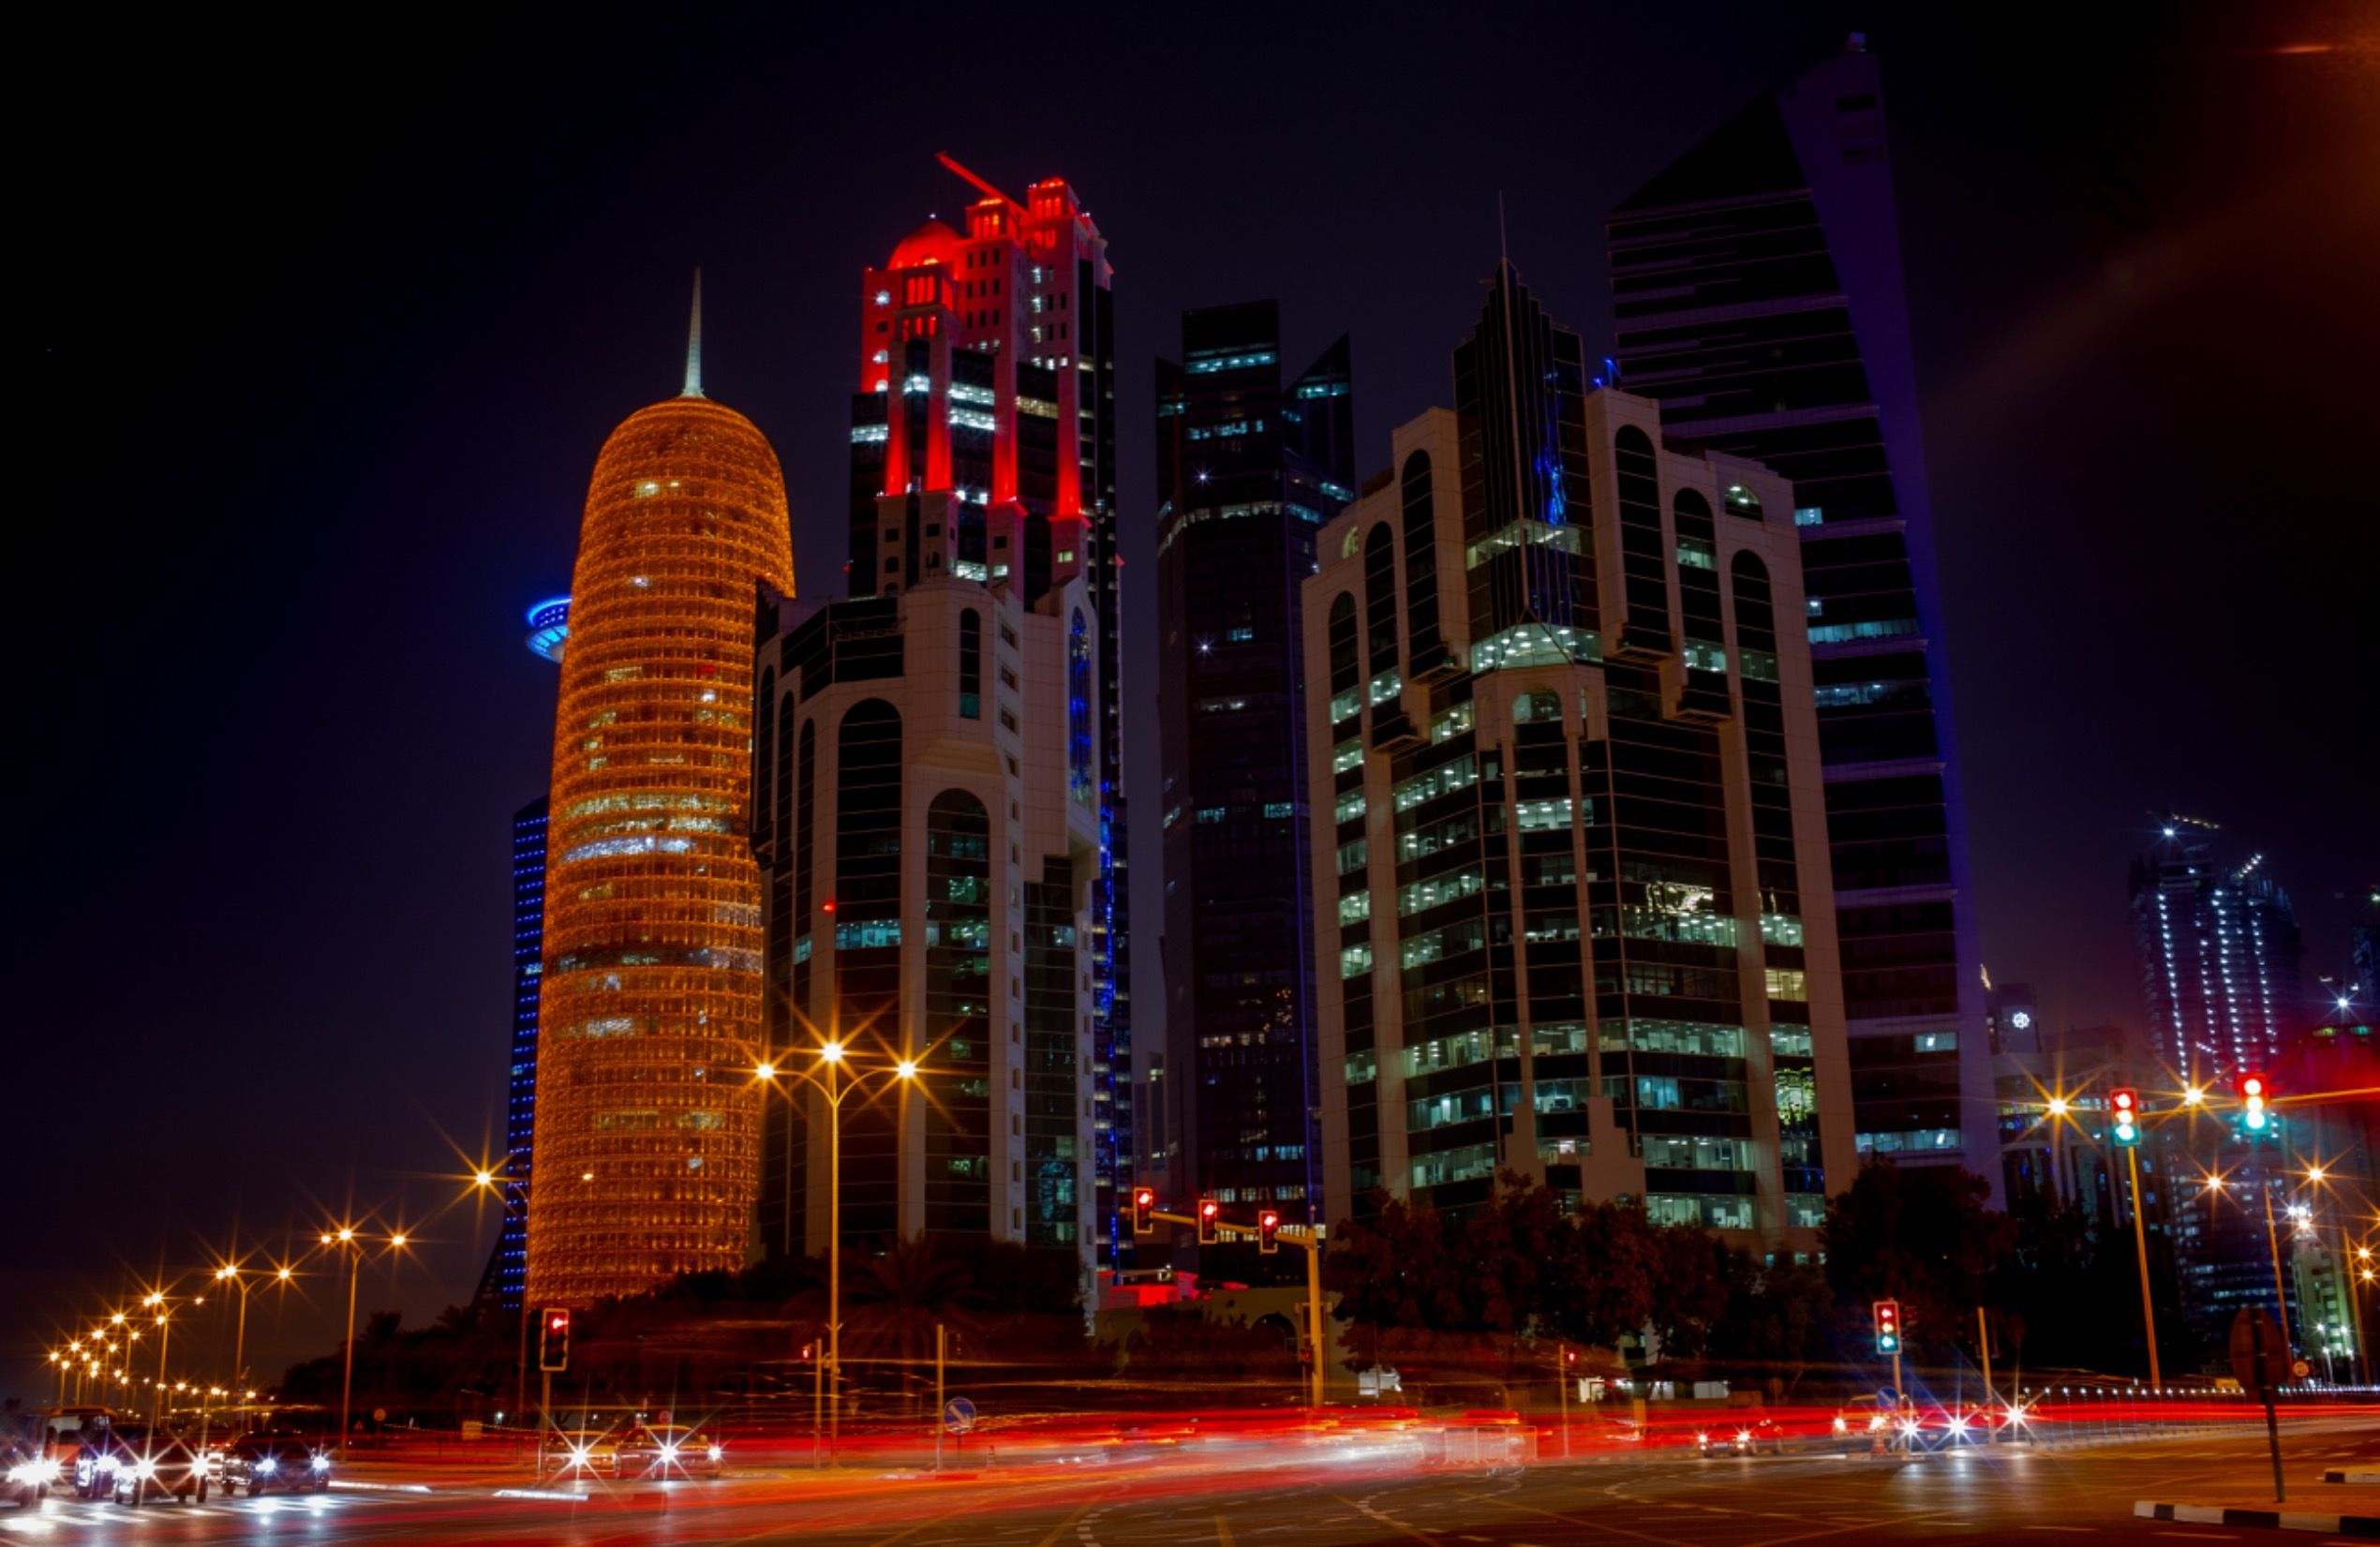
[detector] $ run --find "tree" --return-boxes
[1325,1190,1465,1369]
[1820,1162,2009,1357]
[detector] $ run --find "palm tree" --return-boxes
[840,1237,985,1411]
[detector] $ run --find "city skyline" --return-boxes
[12,5,2374,1392]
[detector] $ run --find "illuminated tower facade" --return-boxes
[844,160,1128,1259]
[1153,302,1353,1273]
[2130,833,2304,1080]
[524,289,796,1307]
[1308,268,1855,1247]
[495,598,570,1312]
[1605,41,1995,1191]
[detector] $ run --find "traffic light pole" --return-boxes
[2125,1145,2163,1387]
[2262,1183,2294,1354]
[1143,1208,1326,1407]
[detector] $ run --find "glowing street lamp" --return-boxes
[752,1037,920,1463]
[320,1228,409,1452]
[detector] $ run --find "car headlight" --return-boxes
[312,1454,332,1472]
[257,1456,277,1474]
[1947,1416,1970,1435]
[1833,1417,1848,1434]
[659,1443,679,1463]
[1735,1431,1751,1445]
[1696,1432,1708,1444]
[132,1460,157,1480]
[568,1446,590,1468]
[707,1444,722,1462]
[97,1455,120,1472]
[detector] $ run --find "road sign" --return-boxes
[2227,1309,2291,1392]
[372,1407,386,1424]
[2291,1360,2310,1381]
[942,1397,976,1435]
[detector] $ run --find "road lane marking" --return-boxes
[1213,1513,1235,1547]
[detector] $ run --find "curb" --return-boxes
[2326,1470,2380,1484]
[2135,1501,2380,1537]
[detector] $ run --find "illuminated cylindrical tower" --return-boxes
[525,281,795,1306]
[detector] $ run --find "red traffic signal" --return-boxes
[1873,1299,1901,1355]
[539,1308,571,1373]
[1258,1209,1281,1254]
[1197,1198,1220,1246]
[1132,1186,1154,1237]
[2110,1087,2140,1145]
[2237,1071,2270,1131]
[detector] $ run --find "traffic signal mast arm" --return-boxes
[1124,1201,1327,1408]
[1138,1207,1321,1252]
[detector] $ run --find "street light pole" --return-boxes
[826,1046,841,1461]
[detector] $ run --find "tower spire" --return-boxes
[682,268,705,399]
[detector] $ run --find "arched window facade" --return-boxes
[1401,452,1441,665]
[1363,523,1399,679]
[1673,488,1725,673]
[924,788,992,1233]
[1614,426,1669,648]
[958,609,982,720]
[1327,591,1360,724]
[834,699,903,1238]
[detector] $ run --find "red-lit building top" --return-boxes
[848,173,1110,608]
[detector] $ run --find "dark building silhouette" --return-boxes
[1153,302,1353,1271]
[1604,40,1994,1192]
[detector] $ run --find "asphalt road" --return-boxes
[7,1422,2375,1544]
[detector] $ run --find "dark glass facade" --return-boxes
[498,795,547,1310]
[1154,302,1354,1272]
[1603,45,1994,1186]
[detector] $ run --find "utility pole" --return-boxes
[2126,1145,2163,1386]
[1976,1307,1994,1440]
[934,1323,946,1472]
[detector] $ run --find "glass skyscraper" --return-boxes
[1308,268,1855,1249]
[1604,40,1995,1190]
[1153,302,1353,1272]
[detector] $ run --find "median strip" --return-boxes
[2134,1500,2380,1536]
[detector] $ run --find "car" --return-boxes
[219,1434,333,1495]
[6,1441,61,1507]
[543,1427,620,1478]
[70,1424,151,1499]
[106,1433,208,1505]
[1698,1418,1784,1457]
[613,1423,723,1480]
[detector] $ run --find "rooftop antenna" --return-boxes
[937,152,1021,211]
[1496,194,1530,531]
[682,268,704,399]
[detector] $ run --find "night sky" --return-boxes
[13,3,2375,1400]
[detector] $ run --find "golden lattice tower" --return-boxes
[525,275,794,1306]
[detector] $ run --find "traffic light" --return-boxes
[1132,1186,1154,1237]
[2237,1071,2270,1133]
[1197,1198,1220,1245]
[538,1308,571,1373]
[2109,1087,2140,1147]
[1873,1300,1901,1356]
[1258,1209,1280,1254]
